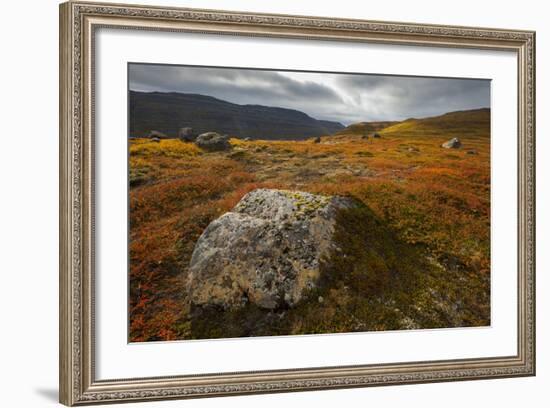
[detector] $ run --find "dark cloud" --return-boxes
[129,64,490,125]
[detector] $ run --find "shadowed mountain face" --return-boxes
[129,91,345,140]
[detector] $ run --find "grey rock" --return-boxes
[187,189,356,310]
[148,130,168,139]
[373,133,381,138]
[178,127,195,142]
[313,136,321,143]
[243,137,252,142]
[441,137,461,149]
[399,316,421,330]
[195,132,232,151]
[151,137,160,143]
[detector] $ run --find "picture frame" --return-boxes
[59,1,536,405]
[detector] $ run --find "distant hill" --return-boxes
[318,120,346,134]
[335,121,398,136]
[129,91,345,140]
[336,108,490,139]
[380,108,490,137]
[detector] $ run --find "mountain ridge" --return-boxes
[129,91,345,140]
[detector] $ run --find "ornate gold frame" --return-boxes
[59,1,536,405]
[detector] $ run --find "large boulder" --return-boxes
[195,132,231,151]
[187,189,356,310]
[441,137,461,149]
[178,127,195,142]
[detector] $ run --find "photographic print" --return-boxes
[128,63,491,342]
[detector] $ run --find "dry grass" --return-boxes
[129,119,490,341]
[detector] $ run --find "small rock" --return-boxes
[318,296,324,304]
[467,149,478,155]
[178,127,195,142]
[362,134,369,140]
[151,137,160,143]
[441,137,461,149]
[243,137,252,142]
[373,133,381,138]
[148,130,168,139]
[313,136,321,143]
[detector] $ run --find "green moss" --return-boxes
[314,204,428,312]
[279,190,330,216]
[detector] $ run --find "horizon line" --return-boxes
[129,88,490,125]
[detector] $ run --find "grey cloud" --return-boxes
[129,64,490,125]
[130,64,343,112]
[336,75,490,121]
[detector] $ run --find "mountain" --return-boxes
[380,108,490,137]
[129,91,345,140]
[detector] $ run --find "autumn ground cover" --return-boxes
[129,110,490,341]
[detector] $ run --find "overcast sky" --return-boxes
[129,63,490,125]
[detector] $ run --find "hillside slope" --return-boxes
[129,91,345,140]
[380,108,490,138]
[335,121,397,136]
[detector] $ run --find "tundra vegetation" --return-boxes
[129,108,490,342]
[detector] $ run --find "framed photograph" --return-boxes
[59,1,536,405]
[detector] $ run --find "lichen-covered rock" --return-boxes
[195,132,231,151]
[441,137,461,148]
[186,189,356,310]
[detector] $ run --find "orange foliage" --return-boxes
[129,131,490,341]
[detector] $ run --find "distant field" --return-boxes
[128,110,490,342]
